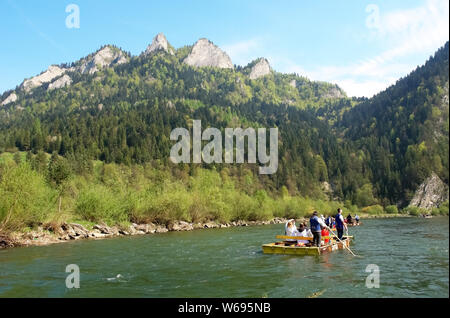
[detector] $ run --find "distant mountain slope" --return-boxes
[340,42,449,204]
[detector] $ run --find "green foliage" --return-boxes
[30,150,48,173]
[74,184,129,224]
[438,201,449,215]
[354,184,377,207]
[403,206,428,216]
[431,207,441,216]
[0,155,351,230]
[361,205,384,215]
[47,152,72,188]
[0,162,57,231]
[344,200,359,213]
[13,152,22,165]
[385,205,399,214]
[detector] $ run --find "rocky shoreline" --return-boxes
[0,218,291,249]
[0,213,430,250]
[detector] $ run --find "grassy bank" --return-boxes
[0,152,448,235]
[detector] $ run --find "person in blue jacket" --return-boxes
[335,208,348,240]
[309,211,327,247]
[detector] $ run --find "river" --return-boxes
[0,217,448,298]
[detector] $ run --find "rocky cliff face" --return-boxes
[21,65,66,92]
[144,33,174,55]
[48,74,72,90]
[183,38,233,69]
[248,58,271,80]
[17,46,128,94]
[322,85,346,99]
[1,92,17,106]
[409,172,449,209]
[76,46,129,74]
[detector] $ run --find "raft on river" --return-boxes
[262,235,353,256]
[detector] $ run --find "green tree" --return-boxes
[47,152,72,213]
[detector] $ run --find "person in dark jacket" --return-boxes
[335,208,348,240]
[310,211,327,247]
[346,213,353,225]
[325,215,333,227]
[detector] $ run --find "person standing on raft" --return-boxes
[335,208,348,240]
[310,211,327,247]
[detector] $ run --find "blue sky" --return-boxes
[0,0,448,97]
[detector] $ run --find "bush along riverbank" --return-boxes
[0,155,448,249]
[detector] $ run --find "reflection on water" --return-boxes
[0,217,448,298]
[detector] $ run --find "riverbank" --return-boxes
[358,213,412,218]
[0,218,291,249]
[1,213,438,250]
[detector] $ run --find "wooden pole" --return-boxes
[325,225,358,257]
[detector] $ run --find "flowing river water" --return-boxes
[0,217,448,298]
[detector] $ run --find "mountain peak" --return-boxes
[183,38,233,69]
[248,58,271,80]
[144,33,174,55]
[76,45,129,74]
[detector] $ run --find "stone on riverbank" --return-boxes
[203,222,219,229]
[133,223,157,234]
[155,225,168,233]
[168,221,194,231]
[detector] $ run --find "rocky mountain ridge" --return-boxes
[144,33,174,56]
[6,45,130,98]
[1,33,347,106]
[21,65,66,92]
[183,38,234,69]
[248,58,272,80]
[74,45,129,74]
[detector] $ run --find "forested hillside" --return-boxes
[340,42,449,205]
[0,35,448,223]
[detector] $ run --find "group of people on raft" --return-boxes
[285,208,359,247]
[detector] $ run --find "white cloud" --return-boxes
[327,0,449,97]
[223,0,449,98]
[337,78,398,99]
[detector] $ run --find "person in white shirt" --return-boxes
[284,219,300,242]
[296,223,313,245]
